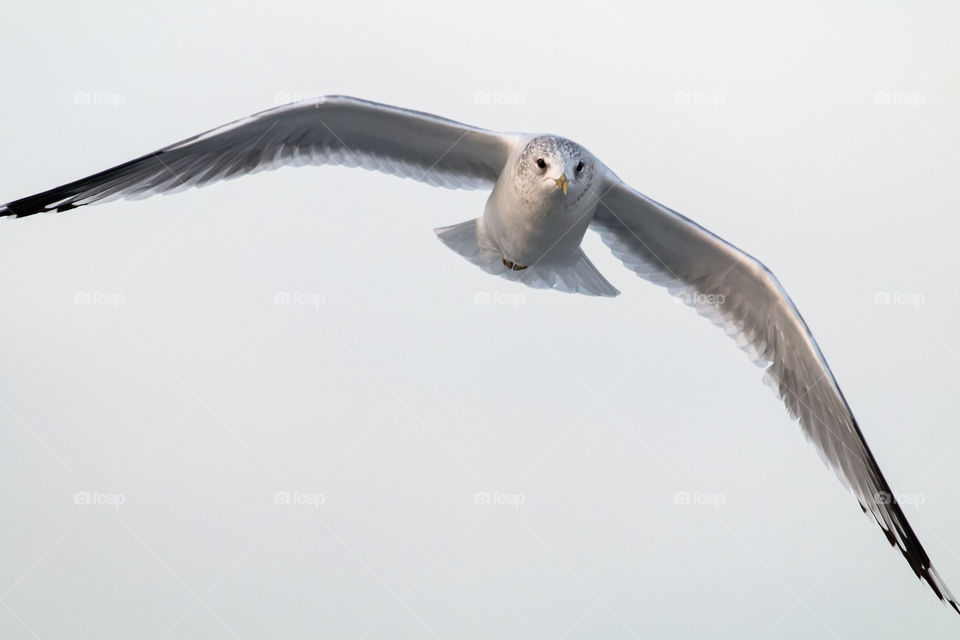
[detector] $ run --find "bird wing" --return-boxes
[1,95,515,218]
[590,177,959,612]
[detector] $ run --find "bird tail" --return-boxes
[434,218,619,297]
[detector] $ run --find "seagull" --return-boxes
[3,95,957,613]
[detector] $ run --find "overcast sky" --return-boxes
[2,1,960,637]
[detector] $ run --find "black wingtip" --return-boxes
[1,192,83,219]
[2,197,47,218]
[888,525,960,616]
[1,148,168,219]
[844,415,960,616]
[947,594,960,615]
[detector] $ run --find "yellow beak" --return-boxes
[554,173,568,195]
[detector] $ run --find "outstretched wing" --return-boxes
[1,95,515,218]
[590,178,959,613]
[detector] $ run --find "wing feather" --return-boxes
[591,178,959,612]
[1,96,515,218]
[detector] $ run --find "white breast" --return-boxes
[479,166,599,267]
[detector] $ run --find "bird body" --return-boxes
[435,133,616,293]
[482,135,600,268]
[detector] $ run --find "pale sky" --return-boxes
[2,1,960,637]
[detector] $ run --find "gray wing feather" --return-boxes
[1,95,515,218]
[591,178,959,612]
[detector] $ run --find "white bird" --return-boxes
[3,95,957,613]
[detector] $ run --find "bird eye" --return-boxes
[575,161,585,173]
[536,158,547,170]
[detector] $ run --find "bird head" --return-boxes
[515,136,594,206]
